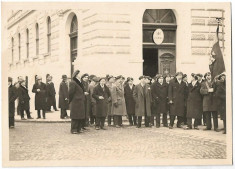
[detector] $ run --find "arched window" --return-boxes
[47,17,51,53]
[18,33,21,60]
[11,37,14,63]
[69,15,78,76]
[36,23,39,55]
[26,29,29,58]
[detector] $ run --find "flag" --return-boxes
[209,20,225,80]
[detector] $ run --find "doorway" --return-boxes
[143,48,158,77]
[142,9,177,77]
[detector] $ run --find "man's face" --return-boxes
[15,83,20,88]
[128,80,133,85]
[100,79,105,86]
[166,77,171,83]
[83,76,89,82]
[198,76,202,81]
[176,74,183,81]
[47,76,52,81]
[158,77,164,84]
[141,78,146,84]
[145,78,150,84]
[183,77,188,82]
[170,76,174,80]
[38,79,42,83]
[21,81,26,86]
[206,74,211,80]
[63,78,67,82]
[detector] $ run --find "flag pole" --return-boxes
[215,17,222,41]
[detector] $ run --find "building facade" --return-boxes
[6,3,230,108]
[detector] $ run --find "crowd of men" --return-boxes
[8,70,226,135]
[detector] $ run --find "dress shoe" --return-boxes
[61,117,65,119]
[223,131,226,134]
[214,128,220,132]
[10,126,15,129]
[72,131,78,134]
[101,127,106,130]
[169,126,173,129]
[163,124,168,127]
[27,117,33,119]
[136,126,141,128]
[54,109,59,111]
[21,118,27,120]
[36,117,41,119]
[115,125,121,128]
[156,125,160,128]
[95,127,100,130]
[177,125,182,128]
[184,126,192,130]
[194,127,199,130]
[43,117,46,119]
[203,128,211,131]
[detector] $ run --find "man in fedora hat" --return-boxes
[32,76,47,119]
[18,80,33,120]
[69,70,86,134]
[59,75,70,119]
[46,75,58,112]
[200,72,219,132]
[133,75,152,128]
[168,72,188,129]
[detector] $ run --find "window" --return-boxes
[18,33,21,60]
[11,37,14,63]
[26,29,29,58]
[47,17,51,53]
[143,9,177,44]
[36,23,39,55]
[70,15,78,62]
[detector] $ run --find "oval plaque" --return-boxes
[153,29,164,45]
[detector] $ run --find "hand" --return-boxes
[108,97,112,102]
[169,100,173,104]
[65,98,68,101]
[99,96,104,100]
[37,89,40,92]
[114,102,118,107]
[208,88,214,92]
[84,92,89,95]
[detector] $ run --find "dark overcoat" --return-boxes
[69,78,85,119]
[186,82,203,119]
[151,81,168,115]
[58,81,69,109]
[32,82,47,110]
[133,84,152,117]
[124,84,135,115]
[18,85,30,111]
[82,80,91,119]
[215,81,226,120]
[92,84,111,117]
[200,80,217,112]
[9,85,18,117]
[168,79,187,116]
[46,82,56,107]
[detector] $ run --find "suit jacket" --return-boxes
[59,81,69,109]
[124,84,135,115]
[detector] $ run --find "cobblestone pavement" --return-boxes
[9,122,226,161]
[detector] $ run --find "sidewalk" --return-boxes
[15,110,128,123]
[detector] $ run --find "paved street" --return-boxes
[9,122,226,161]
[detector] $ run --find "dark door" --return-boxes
[143,48,158,77]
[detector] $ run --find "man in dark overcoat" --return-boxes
[182,74,189,125]
[59,75,69,119]
[8,77,18,128]
[32,76,47,119]
[46,75,58,111]
[168,72,187,129]
[92,77,111,130]
[197,73,206,126]
[133,76,152,128]
[151,74,168,128]
[69,70,86,134]
[18,80,33,120]
[215,74,226,134]
[185,74,203,130]
[124,77,136,126]
[200,72,219,132]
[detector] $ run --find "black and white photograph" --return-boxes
[1,1,232,167]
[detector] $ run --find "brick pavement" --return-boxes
[9,122,226,161]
